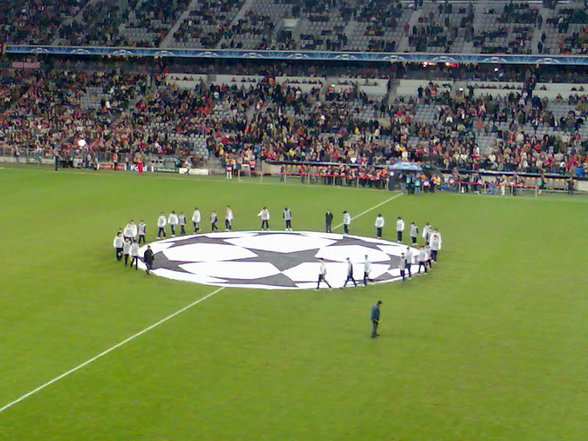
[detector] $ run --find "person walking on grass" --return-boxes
[399,253,407,282]
[371,300,382,338]
[396,216,405,242]
[168,211,179,237]
[316,258,332,289]
[417,246,428,274]
[192,207,201,233]
[123,220,135,242]
[342,210,351,234]
[225,206,234,231]
[122,238,131,266]
[343,257,357,288]
[422,222,431,245]
[210,210,218,232]
[258,207,270,230]
[178,212,186,235]
[138,220,146,244]
[410,222,418,245]
[325,209,333,233]
[130,240,139,270]
[405,246,413,279]
[143,245,154,275]
[157,213,167,239]
[430,229,442,262]
[113,231,124,261]
[375,214,385,238]
[283,207,292,231]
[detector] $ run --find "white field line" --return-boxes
[0,287,225,415]
[334,193,403,229]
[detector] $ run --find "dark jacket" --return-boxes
[144,248,155,264]
[371,304,380,321]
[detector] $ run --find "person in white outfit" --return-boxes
[399,253,407,282]
[422,222,432,245]
[417,246,428,274]
[430,229,442,261]
[363,255,372,285]
[283,207,292,230]
[225,206,234,230]
[113,231,124,261]
[210,211,218,231]
[405,246,414,278]
[375,214,385,238]
[123,221,136,241]
[129,220,138,239]
[122,238,131,266]
[343,257,357,288]
[316,258,332,289]
[138,221,146,244]
[410,222,418,245]
[157,213,167,239]
[192,207,201,233]
[258,207,270,230]
[129,241,140,270]
[342,210,351,234]
[396,217,405,242]
[168,211,179,237]
[178,212,186,235]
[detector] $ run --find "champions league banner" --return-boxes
[137,231,420,290]
[7,45,588,66]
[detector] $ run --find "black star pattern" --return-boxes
[323,235,386,249]
[230,248,329,272]
[147,232,412,289]
[152,250,194,274]
[215,273,299,288]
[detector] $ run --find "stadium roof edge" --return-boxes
[5,45,587,66]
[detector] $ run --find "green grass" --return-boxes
[0,164,586,441]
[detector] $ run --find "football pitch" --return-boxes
[0,165,586,441]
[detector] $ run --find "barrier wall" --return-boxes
[165,73,207,89]
[8,45,588,65]
[396,79,454,96]
[328,77,389,96]
[534,83,588,100]
[210,74,264,86]
[275,76,325,92]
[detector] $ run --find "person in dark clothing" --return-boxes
[567,177,574,195]
[143,245,155,275]
[371,300,382,338]
[325,209,333,233]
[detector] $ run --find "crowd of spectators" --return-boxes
[0,0,585,58]
[0,0,84,45]
[53,0,189,47]
[172,0,245,48]
[0,60,586,178]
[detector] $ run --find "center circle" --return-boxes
[138,231,418,290]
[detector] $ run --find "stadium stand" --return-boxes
[0,58,585,177]
[1,1,585,55]
[0,1,585,178]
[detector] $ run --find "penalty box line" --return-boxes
[333,193,403,229]
[0,287,225,415]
